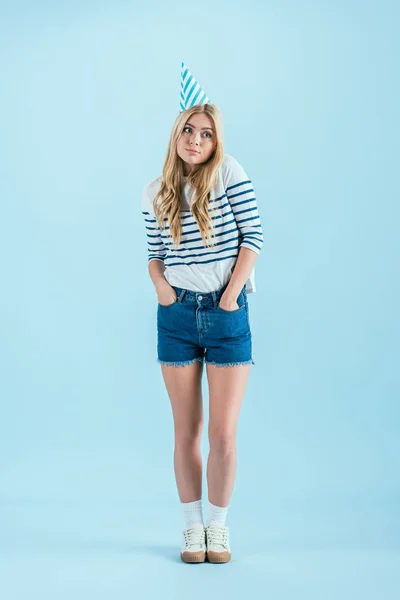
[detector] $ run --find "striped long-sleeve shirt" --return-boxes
[141,154,263,293]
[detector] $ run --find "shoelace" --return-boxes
[183,526,205,549]
[206,524,229,548]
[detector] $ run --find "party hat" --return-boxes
[180,62,210,112]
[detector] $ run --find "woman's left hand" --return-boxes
[218,293,239,311]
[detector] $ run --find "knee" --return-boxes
[208,429,236,456]
[175,422,203,449]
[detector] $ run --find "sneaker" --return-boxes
[180,523,206,563]
[205,521,231,563]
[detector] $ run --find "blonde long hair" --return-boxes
[153,103,224,249]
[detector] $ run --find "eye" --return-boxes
[182,127,212,138]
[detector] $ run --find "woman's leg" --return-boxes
[206,363,251,507]
[161,360,204,502]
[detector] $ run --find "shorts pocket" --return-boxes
[217,291,246,313]
[158,298,178,308]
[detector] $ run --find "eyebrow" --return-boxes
[185,122,214,131]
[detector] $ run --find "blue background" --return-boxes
[1,0,399,598]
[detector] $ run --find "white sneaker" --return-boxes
[180,524,206,563]
[205,521,231,563]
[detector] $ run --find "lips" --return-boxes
[186,149,199,154]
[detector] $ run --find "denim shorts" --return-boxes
[157,282,254,367]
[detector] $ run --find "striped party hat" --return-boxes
[180,62,211,112]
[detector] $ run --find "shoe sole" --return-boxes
[180,550,206,563]
[206,550,231,563]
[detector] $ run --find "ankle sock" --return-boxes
[207,501,229,526]
[182,499,204,528]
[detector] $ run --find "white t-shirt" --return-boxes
[141,153,263,293]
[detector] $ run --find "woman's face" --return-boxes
[176,112,217,174]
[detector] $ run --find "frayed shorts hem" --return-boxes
[157,358,255,367]
[157,357,204,368]
[206,359,255,367]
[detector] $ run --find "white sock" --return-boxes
[182,499,204,528]
[207,501,228,526]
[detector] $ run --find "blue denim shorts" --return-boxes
[157,282,254,367]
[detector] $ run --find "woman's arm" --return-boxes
[222,247,258,306]
[148,259,166,288]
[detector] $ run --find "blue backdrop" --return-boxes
[1,1,399,598]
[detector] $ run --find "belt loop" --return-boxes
[216,284,225,307]
[178,288,186,303]
[212,290,217,309]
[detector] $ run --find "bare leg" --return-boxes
[161,360,204,502]
[206,363,251,507]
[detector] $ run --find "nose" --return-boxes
[190,131,201,145]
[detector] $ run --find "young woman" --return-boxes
[141,103,263,564]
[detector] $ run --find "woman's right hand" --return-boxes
[156,279,177,307]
